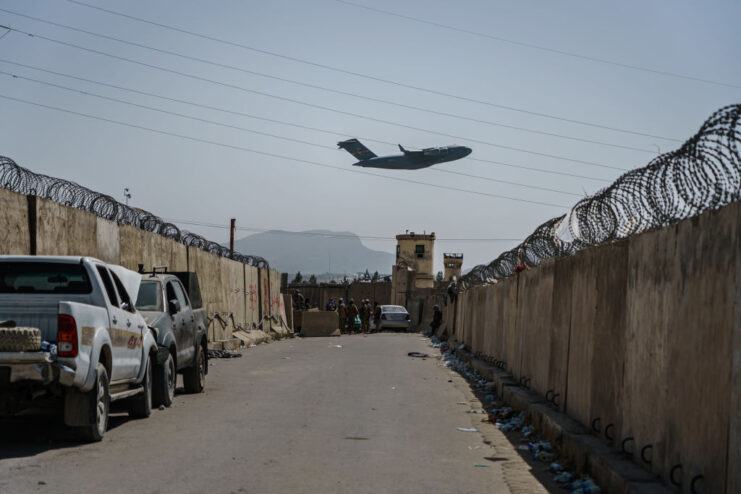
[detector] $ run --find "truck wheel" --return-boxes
[0,327,41,352]
[153,352,175,408]
[183,345,205,394]
[129,356,152,418]
[77,363,109,442]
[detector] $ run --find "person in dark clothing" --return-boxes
[430,305,443,333]
[337,299,346,331]
[372,301,382,333]
[347,299,359,333]
[360,299,371,332]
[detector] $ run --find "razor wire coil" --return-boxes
[459,104,741,289]
[0,158,270,269]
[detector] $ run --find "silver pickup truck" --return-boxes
[0,256,157,441]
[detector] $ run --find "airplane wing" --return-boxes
[398,144,424,156]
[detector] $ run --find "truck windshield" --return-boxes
[136,280,163,311]
[0,262,92,294]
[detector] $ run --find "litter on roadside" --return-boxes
[207,349,242,359]
[421,332,602,494]
[521,425,535,439]
[567,477,601,493]
[554,471,574,484]
[495,411,525,432]
[407,352,431,358]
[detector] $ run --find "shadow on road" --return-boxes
[0,406,139,460]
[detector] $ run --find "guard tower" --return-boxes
[395,231,435,289]
[443,253,463,281]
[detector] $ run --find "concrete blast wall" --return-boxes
[0,188,286,345]
[448,201,741,493]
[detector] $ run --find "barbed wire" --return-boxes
[0,157,270,269]
[460,103,741,288]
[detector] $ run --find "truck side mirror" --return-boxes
[168,299,181,315]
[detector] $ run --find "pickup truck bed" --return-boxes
[0,256,157,441]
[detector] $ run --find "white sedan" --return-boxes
[377,305,411,331]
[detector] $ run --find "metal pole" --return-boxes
[229,218,236,256]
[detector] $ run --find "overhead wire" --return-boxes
[0,93,573,208]
[334,0,741,90]
[0,58,611,184]
[0,8,656,155]
[0,68,584,197]
[0,21,627,172]
[62,0,683,142]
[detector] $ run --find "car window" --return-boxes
[136,280,162,311]
[383,306,406,313]
[171,280,189,310]
[0,262,92,294]
[166,282,179,312]
[96,266,119,307]
[110,271,135,313]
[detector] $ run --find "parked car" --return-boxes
[377,305,411,331]
[135,267,208,407]
[0,256,157,441]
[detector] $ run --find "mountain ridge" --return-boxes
[232,229,394,275]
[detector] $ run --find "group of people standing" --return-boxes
[326,298,381,333]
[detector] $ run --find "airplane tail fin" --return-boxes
[398,144,407,154]
[338,138,377,161]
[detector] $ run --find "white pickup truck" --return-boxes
[0,256,157,441]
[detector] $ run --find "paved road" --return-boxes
[0,334,554,494]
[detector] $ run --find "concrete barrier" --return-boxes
[0,188,286,349]
[300,311,340,337]
[0,189,30,255]
[447,200,741,492]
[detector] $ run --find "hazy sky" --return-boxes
[0,0,739,273]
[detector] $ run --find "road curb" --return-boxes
[452,346,673,494]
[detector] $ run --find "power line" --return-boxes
[165,218,524,242]
[0,57,611,184]
[0,68,583,197]
[0,93,573,208]
[1,22,627,171]
[467,158,607,183]
[335,0,741,90]
[62,0,683,142]
[0,8,656,155]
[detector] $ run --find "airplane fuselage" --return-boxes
[352,145,472,170]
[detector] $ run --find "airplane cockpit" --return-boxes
[423,147,450,156]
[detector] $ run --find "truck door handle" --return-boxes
[112,316,118,324]
[126,320,131,327]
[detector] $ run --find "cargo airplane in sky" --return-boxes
[338,138,472,170]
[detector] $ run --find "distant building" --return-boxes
[394,231,435,289]
[443,253,463,281]
[390,231,447,330]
